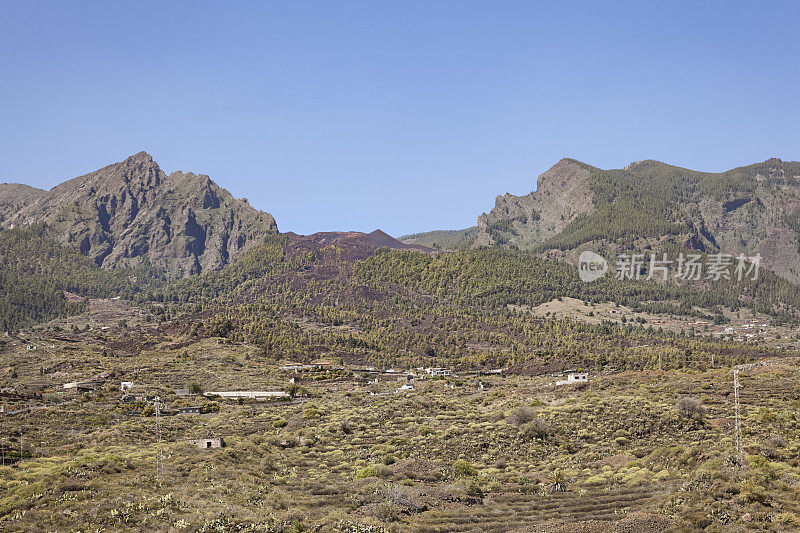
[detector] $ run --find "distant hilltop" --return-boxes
[403,157,800,283]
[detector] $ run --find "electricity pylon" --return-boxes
[733,370,743,468]
[155,396,164,482]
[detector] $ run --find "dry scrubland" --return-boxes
[2,332,800,532]
[5,148,800,533]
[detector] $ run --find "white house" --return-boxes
[395,383,415,394]
[204,391,289,400]
[556,373,589,386]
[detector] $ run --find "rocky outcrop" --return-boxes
[0,183,45,225]
[474,158,596,247]
[0,152,278,279]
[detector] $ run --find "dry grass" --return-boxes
[2,327,800,531]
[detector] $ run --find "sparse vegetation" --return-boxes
[1,323,800,531]
[1,159,800,531]
[676,396,708,421]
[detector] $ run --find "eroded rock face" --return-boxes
[470,156,800,283]
[0,183,46,226]
[0,152,278,279]
[474,158,596,248]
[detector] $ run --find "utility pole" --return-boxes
[733,370,743,467]
[155,397,164,482]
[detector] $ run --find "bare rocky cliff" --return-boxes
[0,152,278,278]
[0,183,46,225]
[474,158,596,247]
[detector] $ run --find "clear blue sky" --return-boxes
[1,1,798,236]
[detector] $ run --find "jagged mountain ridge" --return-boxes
[409,157,800,283]
[0,152,278,279]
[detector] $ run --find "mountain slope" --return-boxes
[475,158,596,247]
[465,157,800,282]
[400,158,597,251]
[0,152,278,279]
[0,226,135,331]
[0,183,45,224]
[400,227,479,249]
[287,229,438,252]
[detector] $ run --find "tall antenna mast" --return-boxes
[155,396,164,482]
[733,370,743,467]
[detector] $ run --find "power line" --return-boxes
[155,396,164,482]
[733,369,743,468]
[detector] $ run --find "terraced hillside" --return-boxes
[2,319,800,531]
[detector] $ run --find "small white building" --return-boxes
[63,379,104,391]
[204,391,289,400]
[120,381,133,391]
[190,437,225,449]
[396,382,415,394]
[279,361,334,372]
[556,373,589,386]
[426,367,451,377]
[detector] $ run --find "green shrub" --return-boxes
[676,397,707,421]
[584,474,607,486]
[303,405,321,419]
[776,512,800,527]
[452,459,477,478]
[508,407,536,426]
[520,418,551,441]
[355,465,380,479]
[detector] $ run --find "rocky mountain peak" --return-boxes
[0,153,278,279]
[535,158,594,195]
[474,158,595,247]
[129,150,154,162]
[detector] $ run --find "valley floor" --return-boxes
[2,329,800,532]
